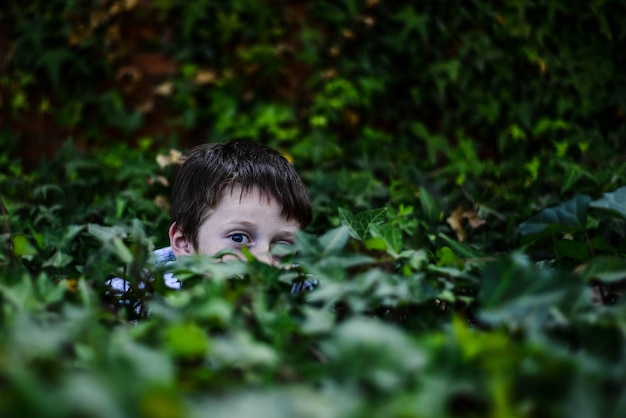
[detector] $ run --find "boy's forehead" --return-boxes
[221,184,274,203]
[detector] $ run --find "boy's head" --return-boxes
[168,141,312,263]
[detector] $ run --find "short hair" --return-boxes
[170,141,312,249]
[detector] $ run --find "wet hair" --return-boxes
[170,141,312,249]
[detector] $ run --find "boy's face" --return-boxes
[169,186,300,265]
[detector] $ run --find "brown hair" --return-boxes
[170,141,312,248]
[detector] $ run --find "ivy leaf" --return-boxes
[370,224,402,255]
[519,194,591,239]
[42,250,73,268]
[87,224,133,264]
[319,226,350,256]
[12,235,38,257]
[418,187,442,225]
[589,186,626,219]
[556,160,597,195]
[478,253,584,329]
[338,207,387,240]
[578,256,626,283]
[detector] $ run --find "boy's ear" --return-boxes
[169,223,193,257]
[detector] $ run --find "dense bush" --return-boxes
[1,0,626,417]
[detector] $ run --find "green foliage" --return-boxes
[2,0,626,417]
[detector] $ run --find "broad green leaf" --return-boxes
[578,256,626,283]
[12,235,38,257]
[554,239,590,262]
[519,194,591,238]
[212,332,278,368]
[436,246,460,266]
[192,387,359,418]
[163,322,209,357]
[63,225,86,243]
[478,253,584,329]
[321,317,425,391]
[589,186,626,219]
[87,224,133,263]
[338,207,387,240]
[364,237,387,251]
[370,224,402,255]
[87,223,127,242]
[556,160,597,195]
[42,250,74,268]
[294,231,322,257]
[319,226,350,256]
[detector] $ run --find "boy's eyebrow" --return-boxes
[225,221,257,228]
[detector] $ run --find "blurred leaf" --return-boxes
[321,317,425,391]
[163,322,209,358]
[578,256,626,283]
[12,235,38,257]
[589,186,626,219]
[478,253,585,329]
[519,194,591,238]
[437,233,484,259]
[319,225,350,256]
[42,250,73,268]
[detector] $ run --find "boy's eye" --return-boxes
[271,241,296,259]
[230,233,251,244]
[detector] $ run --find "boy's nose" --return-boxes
[250,244,276,266]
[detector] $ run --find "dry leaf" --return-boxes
[148,175,169,187]
[462,210,486,229]
[447,207,466,242]
[154,82,174,96]
[361,16,376,26]
[156,149,183,169]
[194,70,216,85]
[154,195,170,211]
[447,208,486,241]
[123,0,138,10]
[321,69,337,79]
[137,100,154,113]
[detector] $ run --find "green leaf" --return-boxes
[338,207,387,240]
[519,194,591,238]
[556,160,597,195]
[437,233,484,259]
[87,224,133,263]
[319,226,350,256]
[478,253,584,329]
[364,237,387,251]
[321,317,426,391]
[418,187,441,224]
[554,239,590,262]
[163,322,209,357]
[589,186,626,219]
[578,256,626,283]
[12,235,38,257]
[42,250,73,268]
[436,246,460,266]
[370,224,402,255]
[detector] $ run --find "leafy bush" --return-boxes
[2,0,626,417]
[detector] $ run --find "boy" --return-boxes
[109,141,315,296]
